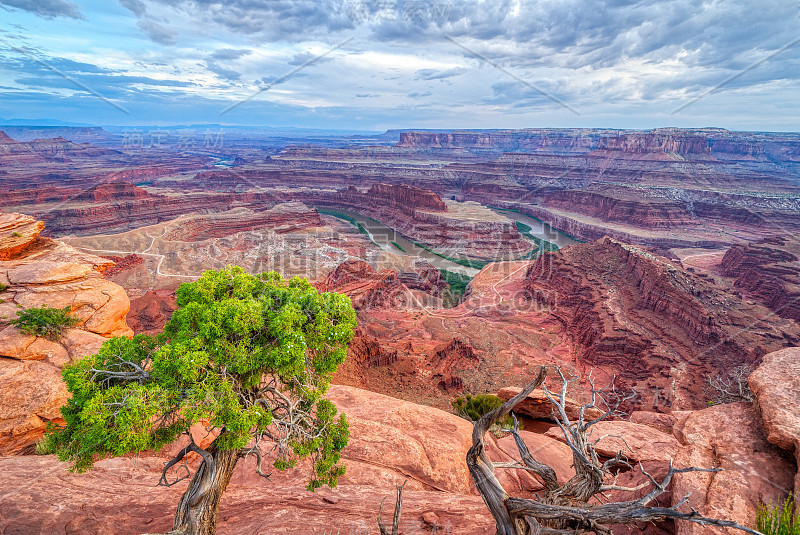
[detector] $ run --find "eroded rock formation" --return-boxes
[749,347,800,501]
[524,237,800,410]
[0,214,133,453]
[720,236,800,322]
[321,259,410,310]
[299,184,535,261]
[672,402,795,534]
[0,212,45,260]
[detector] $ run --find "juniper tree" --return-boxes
[45,266,358,535]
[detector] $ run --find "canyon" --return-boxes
[0,125,799,534]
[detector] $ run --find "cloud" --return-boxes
[15,73,196,93]
[210,48,252,61]
[0,51,109,76]
[145,0,355,41]
[204,60,241,81]
[2,0,800,130]
[137,18,177,46]
[118,0,147,17]
[0,0,82,19]
[288,51,335,66]
[415,67,466,80]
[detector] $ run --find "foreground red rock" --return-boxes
[0,454,493,535]
[497,386,603,421]
[0,385,575,534]
[0,214,134,453]
[0,359,67,454]
[0,213,44,260]
[749,347,800,501]
[545,419,681,463]
[672,402,795,534]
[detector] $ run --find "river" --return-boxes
[320,208,577,277]
[490,208,580,249]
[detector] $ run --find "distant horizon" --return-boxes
[1,120,799,136]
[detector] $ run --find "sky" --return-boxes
[0,0,798,131]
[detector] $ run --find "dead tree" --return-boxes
[467,366,764,535]
[705,364,755,404]
[378,480,407,535]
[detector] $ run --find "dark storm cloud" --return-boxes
[0,0,82,19]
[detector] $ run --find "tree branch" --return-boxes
[508,413,559,492]
[378,480,407,535]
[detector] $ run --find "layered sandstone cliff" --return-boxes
[594,131,713,159]
[720,236,800,322]
[0,131,116,163]
[322,259,410,311]
[34,186,280,236]
[524,237,800,410]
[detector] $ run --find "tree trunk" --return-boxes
[171,442,240,535]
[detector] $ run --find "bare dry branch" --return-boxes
[466,365,764,535]
[378,480,407,535]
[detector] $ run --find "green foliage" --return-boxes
[451,393,515,429]
[11,305,78,341]
[11,231,21,237]
[390,241,407,253]
[515,220,533,236]
[0,283,7,292]
[35,437,55,455]
[757,496,800,535]
[439,269,473,308]
[45,266,357,490]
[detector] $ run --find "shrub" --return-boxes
[757,496,800,535]
[0,283,7,292]
[11,231,21,237]
[452,393,517,429]
[35,437,55,455]
[705,364,755,405]
[11,305,78,341]
[439,269,472,308]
